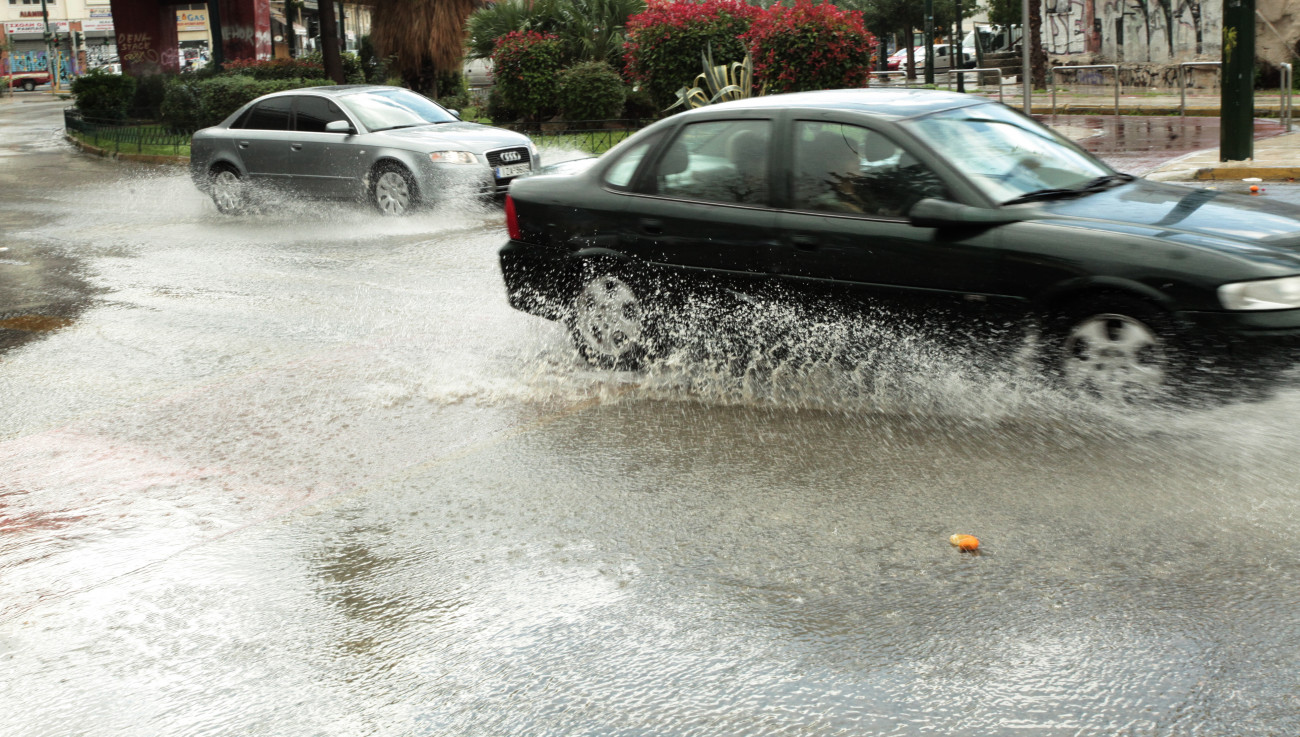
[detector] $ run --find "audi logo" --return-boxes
[499,151,523,163]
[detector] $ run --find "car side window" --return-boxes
[644,119,771,205]
[791,121,950,218]
[602,132,663,190]
[295,96,349,133]
[241,98,292,131]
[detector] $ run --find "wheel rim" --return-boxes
[211,170,242,212]
[374,171,411,215]
[1061,313,1167,398]
[574,276,644,361]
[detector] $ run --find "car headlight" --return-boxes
[1218,275,1300,310]
[429,150,478,165]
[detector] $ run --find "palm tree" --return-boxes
[370,0,481,96]
[466,0,645,64]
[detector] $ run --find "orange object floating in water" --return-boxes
[1250,185,1260,195]
[949,534,980,552]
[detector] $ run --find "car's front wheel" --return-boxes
[209,165,246,215]
[568,271,658,370]
[22,80,35,92]
[1043,295,1185,402]
[371,164,418,216]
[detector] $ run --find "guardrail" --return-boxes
[1177,61,1221,117]
[498,120,651,154]
[866,71,929,88]
[948,68,1005,102]
[63,109,193,155]
[1281,62,1293,132]
[1050,64,1120,116]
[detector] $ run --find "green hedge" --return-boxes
[71,69,137,121]
[558,61,627,121]
[160,76,334,130]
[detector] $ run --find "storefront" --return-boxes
[2,20,75,83]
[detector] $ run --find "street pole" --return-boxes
[924,0,935,85]
[1220,0,1255,161]
[206,0,224,71]
[955,0,964,93]
[39,0,57,91]
[1022,0,1031,113]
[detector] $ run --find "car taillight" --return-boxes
[505,194,521,240]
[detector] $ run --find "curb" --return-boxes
[64,133,189,166]
[1192,166,1300,181]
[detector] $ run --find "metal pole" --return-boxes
[1221,0,1255,161]
[39,0,56,92]
[1022,0,1031,113]
[1282,62,1293,131]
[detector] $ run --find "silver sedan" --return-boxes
[189,85,540,215]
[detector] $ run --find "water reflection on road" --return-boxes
[2,108,1299,735]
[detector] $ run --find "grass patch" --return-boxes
[67,125,191,158]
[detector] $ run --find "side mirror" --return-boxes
[325,119,354,134]
[908,198,1028,229]
[448,109,461,119]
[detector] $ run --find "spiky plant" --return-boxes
[666,45,758,111]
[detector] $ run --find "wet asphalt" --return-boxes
[2,95,1300,736]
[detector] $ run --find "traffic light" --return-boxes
[72,31,82,49]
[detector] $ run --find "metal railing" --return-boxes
[1281,62,1293,132]
[1050,64,1120,116]
[502,120,649,154]
[866,71,930,88]
[1177,61,1221,117]
[63,109,193,156]
[948,68,1005,102]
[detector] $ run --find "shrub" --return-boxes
[492,30,565,121]
[71,68,137,121]
[486,86,520,123]
[558,60,627,120]
[299,51,367,84]
[623,0,759,111]
[743,0,875,94]
[621,84,658,119]
[130,73,167,118]
[221,57,326,80]
[160,76,204,130]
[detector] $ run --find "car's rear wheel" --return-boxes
[371,164,418,216]
[1042,295,1186,402]
[209,165,246,215]
[569,271,657,370]
[22,80,35,92]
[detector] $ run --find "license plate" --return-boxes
[494,162,531,179]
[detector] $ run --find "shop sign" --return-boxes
[4,20,71,34]
[89,8,113,19]
[176,11,207,32]
[82,19,115,32]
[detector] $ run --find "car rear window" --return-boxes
[237,98,292,131]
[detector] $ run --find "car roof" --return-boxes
[260,84,410,99]
[695,88,987,120]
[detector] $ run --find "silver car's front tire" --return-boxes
[371,165,418,216]
[209,166,246,215]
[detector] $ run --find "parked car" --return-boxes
[463,58,494,88]
[8,71,51,91]
[897,44,974,73]
[885,48,908,71]
[190,85,539,215]
[498,88,1300,401]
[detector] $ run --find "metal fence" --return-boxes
[503,120,650,154]
[63,109,193,156]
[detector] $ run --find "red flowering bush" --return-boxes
[624,0,761,110]
[743,0,875,94]
[492,31,565,121]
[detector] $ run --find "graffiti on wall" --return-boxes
[118,32,160,65]
[1046,0,1219,61]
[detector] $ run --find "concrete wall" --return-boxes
[1044,0,1299,88]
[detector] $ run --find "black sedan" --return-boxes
[499,89,1300,399]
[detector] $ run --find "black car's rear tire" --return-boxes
[371,164,419,216]
[21,80,35,92]
[209,165,247,215]
[568,270,659,370]
[1041,294,1189,403]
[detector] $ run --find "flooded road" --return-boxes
[3,98,1300,735]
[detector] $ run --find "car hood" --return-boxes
[1026,179,1300,259]
[376,122,529,150]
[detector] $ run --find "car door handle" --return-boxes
[639,218,663,235]
[290,143,303,151]
[237,141,250,149]
[790,234,821,250]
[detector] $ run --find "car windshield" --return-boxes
[902,102,1112,204]
[340,88,458,132]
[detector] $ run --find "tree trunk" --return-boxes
[904,30,917,80]
[318,0,344,84]
[1029,0,1046,89]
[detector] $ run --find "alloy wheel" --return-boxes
[210,169,244,214]
[1060,313,1167,399]
[573,275,645,366]
[374,170,412,215]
